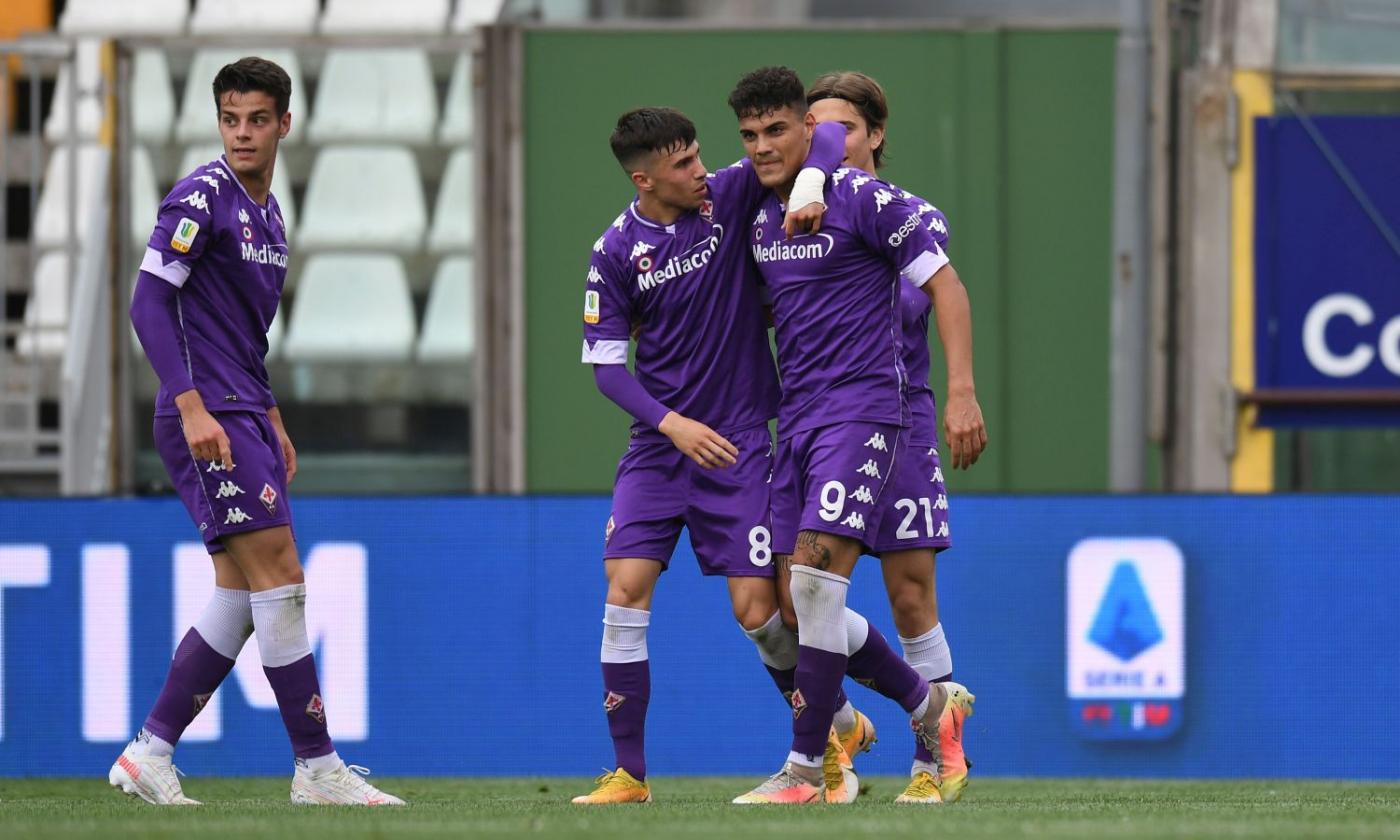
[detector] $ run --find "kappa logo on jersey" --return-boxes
[636,225,723,292]
[587,265,605,285]
[832,168,850,184]
[592,235,606,255]
[931,466,944,483]
[933,494,948,510]
[863,433,888,452]
[873,188,895,212]
[208,165,229,182]
[194,174,221,195]
[259,483,278,514]
[584,289,601,324]
[755,208,769,226]
[789,688,808,719]
[611,213,626,231]
[214,481,244,499]
[888,212,924,248]
[850,174,872,193]
[603,691,626,713]
[752,233,834,265]
[170,217,200,253]
[857,459,883,479]
[305,693,326,724]
[927,215,948,236]
[630,241,656,261]
[224,507,253,525]
[238,208,251,224]
[699,199,713,219]
[206,459,228,473]
[936,521,950,538]
[840,512,866,531]
[851,485,874,504]
[179,191,210,213]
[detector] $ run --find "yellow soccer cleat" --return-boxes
[823,726,859,804]
[893,770,944,804]
[912,681,976,803]
[837,708,877,762]
[732,764,824,804]
[570,769,652,804]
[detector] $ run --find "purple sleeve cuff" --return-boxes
[594,364,671,431]
[803,120,846,176]
[130,271,196,397]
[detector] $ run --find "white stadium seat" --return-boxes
[428,149,473,254]
[130,147,160,248]
[178,145,297,238]
[189,0,320,35]
[132,50,176,146]
[321,0,449,34]
[176,50,306,145]
[298,147,426,252]
[417,256,475,362]
[17,254,70,358]
[60,0,188,36]
[33,144,106,250]
[452,0,502,30]
[43,40,101,142]
[283,254,416,362]
[308,50,438,145]
[439,53,473,146]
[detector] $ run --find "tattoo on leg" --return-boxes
[795,530,833,571]
[775,553,791,578]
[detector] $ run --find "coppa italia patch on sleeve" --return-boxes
[170,218,200,253]
[584,290,600,324]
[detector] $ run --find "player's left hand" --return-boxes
[782,202,826,239]
[943,390,987,470]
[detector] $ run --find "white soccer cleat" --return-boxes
[290,760,406,806]
[108,743,201,806]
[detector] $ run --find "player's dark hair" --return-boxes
[807,70,890,169]
[727,66,807,120]
[609,107,697,172]
[212,56,292,117]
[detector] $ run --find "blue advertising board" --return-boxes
[1,495,1399,779]
[1254,114,1400,425]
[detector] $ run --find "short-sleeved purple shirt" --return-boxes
[889,186,951,446]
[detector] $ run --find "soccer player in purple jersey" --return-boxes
[726,67,986,805]
[807,70,978,804]
[573,107,879,804]
[114,58,401,807]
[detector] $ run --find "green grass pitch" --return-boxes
[3,777,1399,838]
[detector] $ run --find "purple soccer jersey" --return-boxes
[750,167,949,438]
[140,155,289,416]
[889,187,950,447]
[581,159,782,444]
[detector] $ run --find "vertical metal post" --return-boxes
[1109,0,1152,491]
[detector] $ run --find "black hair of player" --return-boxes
[727,66,807,120]
[212,57,292,117]
[609,108,697,172]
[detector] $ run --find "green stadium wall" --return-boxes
[523,28,1117,493]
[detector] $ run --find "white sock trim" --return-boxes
[843,608,869,656]
[249,583,313,668]
[193,587,254,660]
[832,700,857,734]
[787,749,822,769]
[743,611,798,671]
[789,566,849,655]
[899,622,952,682]
[601,604,650,664]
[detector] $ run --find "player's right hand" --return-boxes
[658,412,739,469]
[180,402,234,470]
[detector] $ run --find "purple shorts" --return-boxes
[604,424,776,577]
[770,421,903,555]
[154,411,293,554]
[869,437,952,554]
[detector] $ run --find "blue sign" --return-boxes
[1254,114,1400,425]
[2,496,1400,779]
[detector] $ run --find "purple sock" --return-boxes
[141,629,236,745]
[263,653,335,759]
[790,646,848,760]
[602,660,649,780]
[847,622,930,714]
[764,665,850,714]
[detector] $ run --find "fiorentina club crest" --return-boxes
[789,688,808,719]
[699,199,713,219]
[604,515,615,545]
[603,691,626,713]
[259,483,278,514]
[305,693,326,724]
